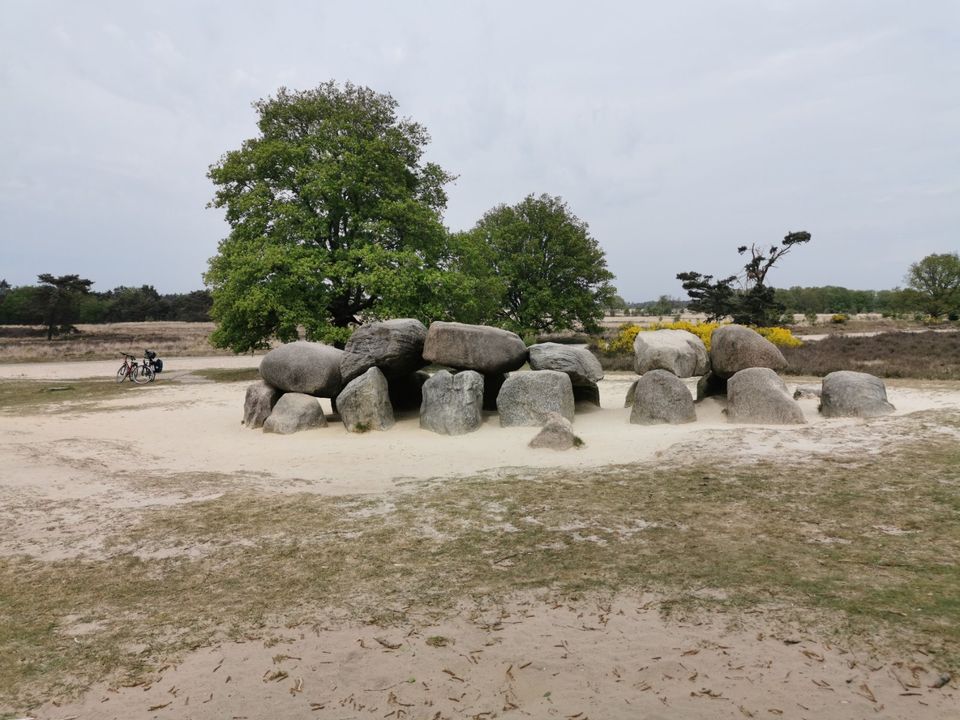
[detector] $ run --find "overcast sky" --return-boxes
[2,1,958,300]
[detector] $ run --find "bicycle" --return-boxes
[116,351,154,384]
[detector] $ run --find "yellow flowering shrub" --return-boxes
[597,321,801,353]
[755,326,803,348]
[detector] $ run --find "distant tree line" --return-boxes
[0,278,212,329]
[621,286,949,320]
[773,286,919,316]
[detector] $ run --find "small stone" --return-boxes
[529,412,581,451]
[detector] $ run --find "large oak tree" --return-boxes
[205,82,462,350]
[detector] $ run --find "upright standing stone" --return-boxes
[335,367,395,432]
[726,367,805,424]
[243,380,281,429]
[419,370,484,435]
[820,371,895,418]
[630,369,696,425]
[497,370,575,426]
[263,393,327,434]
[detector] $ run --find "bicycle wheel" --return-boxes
[116,365,128,383]
[141,364,156,383]
[132,365,150,384]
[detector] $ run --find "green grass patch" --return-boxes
[190,367,261,383]
[0,378,157,413]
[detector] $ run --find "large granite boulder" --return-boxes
[528,343,603,385]
[423,322,528,375]
[340,319,428,384]
[263,393,327,434]
[259,341,344,396]
[335,367,395,432]
[710,325,787,379]
[243,380,281,429]
[633,329,709,378]
[497,370,574,427]
[529,412,581,450]
[388,371,430,412]
[624,379,639,407]
[820,371,895,418]
[726,368,805,425]
[419,370,484,435]
[630,369,696,425]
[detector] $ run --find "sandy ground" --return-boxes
[35,596,957,720]
[2,357,959,719]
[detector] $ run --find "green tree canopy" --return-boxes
[37,273,93,339]
[205,81,460,350]
[462,194,615,335]
[906,252,960,319]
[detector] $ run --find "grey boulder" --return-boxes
[633,329,709,378]
[423,321,528,374]
[820,371,895,418]
[335,367,395,432]
[497,370,575,427]
[340,319,428,384]
[259,341,344,396]
[419,370,484,435]
[624,379,639,407]
[263,393,327,434]
[710,325,787,379]
[630,369,696,425]
[727,368,806,425]
[528,343,604,385]
[529,412,581,450]
[243,380,281,429]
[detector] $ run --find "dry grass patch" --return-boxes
[0,322,234,363]
[782,331,960,379]
[0,371,258,414]
[1,415,958,711]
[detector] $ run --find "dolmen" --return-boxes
[242,318,897,437]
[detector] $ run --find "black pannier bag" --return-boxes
[145,350,157,360]
[151,358,163,373]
